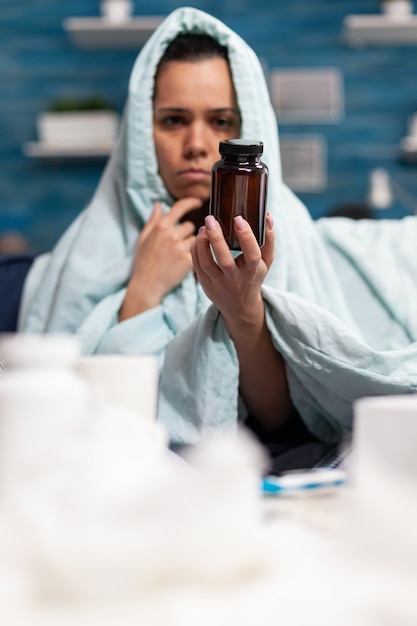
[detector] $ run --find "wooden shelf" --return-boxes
[343,14,417,46]
[63,16,165,49]
[23,142,112,159]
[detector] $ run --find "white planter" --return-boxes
[380,0,414,17]
[100,0,133,22]
[37,111,119,149]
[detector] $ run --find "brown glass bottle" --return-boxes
[209,139,268,250]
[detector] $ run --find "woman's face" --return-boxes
[153,57,240,202]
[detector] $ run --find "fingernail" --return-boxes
[266,212,274,229]
[198,226,206,234]
[205,215,217,230]
[234,215,247,231]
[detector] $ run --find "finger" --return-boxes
[167,197,203,225]
[192,225,223,280]
[149,201,163,221]
[139,202,163,242]
[176,221,198,240]
[204,215,236,271]
[191,228,206,276]
[191,232,202,272]
[261,212,275,269]
[233,215,262,268]
[143,201,163,230]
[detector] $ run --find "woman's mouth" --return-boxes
[178,169,211,182]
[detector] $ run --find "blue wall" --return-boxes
[1,0,416,252]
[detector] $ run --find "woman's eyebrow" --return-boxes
[155,107,188,112]
[210,107,240,114]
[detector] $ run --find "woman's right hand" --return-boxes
[119,198,201,321]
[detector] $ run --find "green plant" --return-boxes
[47,95,117,113]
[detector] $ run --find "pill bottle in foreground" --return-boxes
[209,139,268,251]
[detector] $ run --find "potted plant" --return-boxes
[37,95,120,150]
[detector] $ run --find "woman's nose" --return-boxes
[184,122,209,159]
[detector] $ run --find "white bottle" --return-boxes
[0,333,90,502]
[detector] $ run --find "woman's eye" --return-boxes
[214,118,231,128]
[162,116,184,127]
[214,116,241,132]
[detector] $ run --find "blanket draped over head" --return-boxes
[20,7,417,445]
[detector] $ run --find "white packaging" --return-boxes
[353,394,417,571]
[0,333,90,501]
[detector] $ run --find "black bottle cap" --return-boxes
[219,139,263,156]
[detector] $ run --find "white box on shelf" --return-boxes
[280,135,327,192]
[63,16,165,48]
[270,68,344,124]
[37,111,119,149]
[343,14,417,46]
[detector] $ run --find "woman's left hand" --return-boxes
[192,213,293,431]
[191,213,275,331]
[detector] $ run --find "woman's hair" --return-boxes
[154,33,229,87]
[160,33,228,65]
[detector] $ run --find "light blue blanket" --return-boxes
[20,7,417,445]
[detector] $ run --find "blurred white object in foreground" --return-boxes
[1,334,417,625]
[75,353,159,423]
[353,394,417,569]
[0,333,90,503]
[0,335,279,623]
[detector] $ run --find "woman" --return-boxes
[20,8,417,463]
[119,32,293,435]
